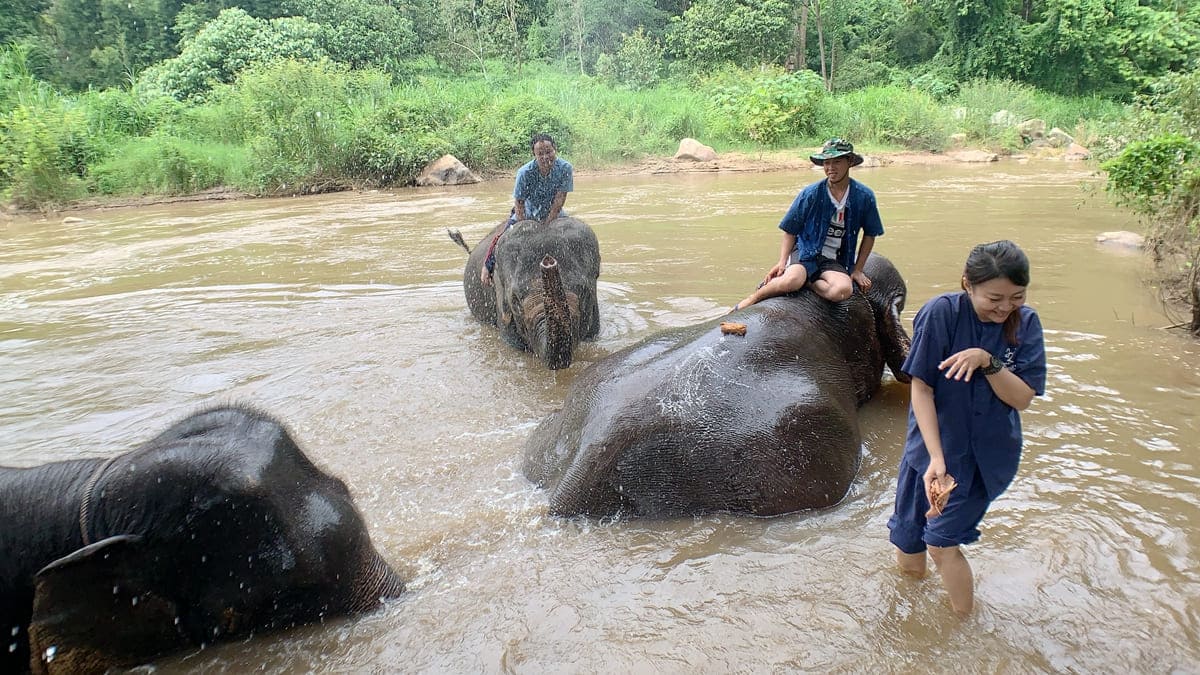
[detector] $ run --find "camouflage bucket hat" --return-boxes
[810,138,864,167]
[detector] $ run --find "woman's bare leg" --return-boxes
[896,549,928,578]
[927,545,974,617]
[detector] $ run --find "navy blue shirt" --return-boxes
[900,292,1047,500]
[778,177,884,272]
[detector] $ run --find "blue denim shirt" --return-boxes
[900,292,1047,501]
[513,158,573,221]
[778,177,884,272]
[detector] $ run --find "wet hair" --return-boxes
[530,133,556,151]
[961,240,1030,344]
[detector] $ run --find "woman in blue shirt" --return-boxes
[887,240,1047,616]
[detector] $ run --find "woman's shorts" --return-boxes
[787,252,847,281]
[887,457,991,553]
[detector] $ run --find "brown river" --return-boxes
[3,161,1198,673]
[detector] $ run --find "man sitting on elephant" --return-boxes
[481,133,574,287]
[734,138,884,310]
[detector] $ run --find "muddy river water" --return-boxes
[2,160,1198,673]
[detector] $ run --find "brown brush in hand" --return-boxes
[926,474,958,518]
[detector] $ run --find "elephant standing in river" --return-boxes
[1,405,404,674]
[450,216,600,370]
[523,254,912,519]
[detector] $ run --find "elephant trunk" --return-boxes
[538,255,574,370]
[348,549,406,612]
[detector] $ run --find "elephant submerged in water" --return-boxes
[449,216,600,370]
[1,405,404,674]
[523,254,912,519]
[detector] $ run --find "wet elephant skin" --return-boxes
[0,405,404,674]
[455,216,600,369]
[523,254,912,519]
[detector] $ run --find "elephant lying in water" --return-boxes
[523,254,912,518]
[1,405,404,674]
[449,216,600,370]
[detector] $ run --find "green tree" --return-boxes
[0,0,50,43]
[595,27,665,89]
[666,0,793,69]
[931,0,1028,81]
[546,0,667,72]
[1104,70,1200,335]
[137,8,326,100]
[283,0,419,71]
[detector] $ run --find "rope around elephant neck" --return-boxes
[79,455,119,546]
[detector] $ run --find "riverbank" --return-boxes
[2,146,1085,221]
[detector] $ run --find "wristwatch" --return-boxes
[981,354,1004,376]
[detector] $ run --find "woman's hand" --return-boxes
[938,347,991,381]
[923,458,947,507]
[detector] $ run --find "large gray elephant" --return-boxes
[449,216,600,370]
[1,405,404,674]
[523,253,912,518]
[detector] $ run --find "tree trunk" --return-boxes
[812,1,828,90]
[794,4,808,71]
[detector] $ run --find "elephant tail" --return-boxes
[447,228,471,255]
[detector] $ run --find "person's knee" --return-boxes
[777,267,808,292]
[927,544,963,567]
[820,276,853,301]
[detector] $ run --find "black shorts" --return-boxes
[787,252,847,280]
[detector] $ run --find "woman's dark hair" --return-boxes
[530,133,556,151]
[962,240,1030,344]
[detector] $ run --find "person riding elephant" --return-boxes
[1,405,405,674]
[449,216,600,370]
[522,253,912,518]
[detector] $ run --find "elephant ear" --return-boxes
[862,254,912,383]
[28,535,186,674]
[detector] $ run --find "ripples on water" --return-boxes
[2,165,1198,673]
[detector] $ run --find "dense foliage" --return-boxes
[1103,69,1200,335]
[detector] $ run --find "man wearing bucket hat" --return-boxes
[733,138,884,310]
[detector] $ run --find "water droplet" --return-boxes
[174,617,180,625]
[112,586,119,595]
[131,597,138,606]
[8,643,16,653]
[200,555,207,563]
[9,627,16,637]
[44,646,57,661]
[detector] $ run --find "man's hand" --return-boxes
[851,269,873,291]
[480,266,492,287]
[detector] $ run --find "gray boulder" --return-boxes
[673,138,718,162]
[415,155,481,186]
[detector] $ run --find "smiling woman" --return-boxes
[888,240,1046,617]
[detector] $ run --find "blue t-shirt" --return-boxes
[778,177,884,273]
[900,292,1047,501]
[513,157,574,221]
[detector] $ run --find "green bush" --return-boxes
[0,103,94,206]
[137,8,327,100]
[596,28,665,90]
[834,85,952,151]
[91,136,242,195]
[706,67,826,146]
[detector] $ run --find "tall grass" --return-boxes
[0,55,1133,209]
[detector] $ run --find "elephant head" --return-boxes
[1,406,404,674]
[450,216,600,370]
[522,254,911,519]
